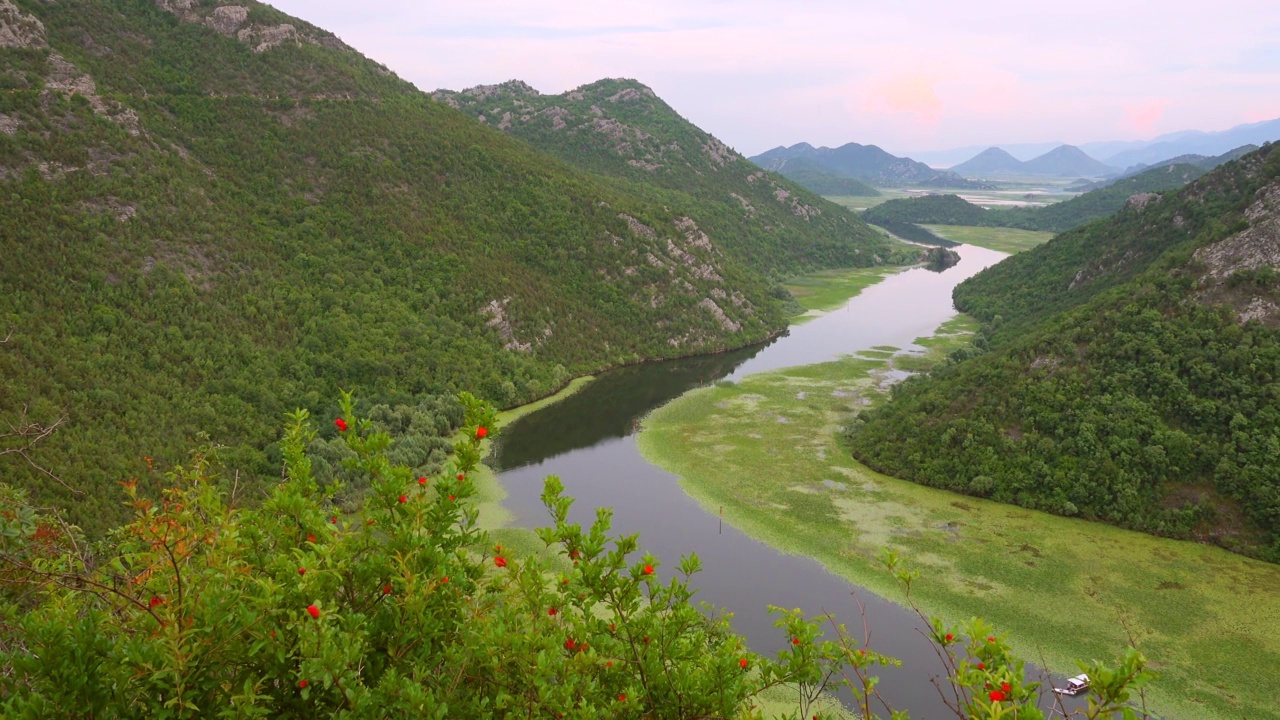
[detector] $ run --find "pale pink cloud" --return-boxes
[1122,99,1169,136]
[861,74,943,127]
[1245,104,1280,123]
[264,0,1280,153]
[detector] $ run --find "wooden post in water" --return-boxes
[719,506,722,534]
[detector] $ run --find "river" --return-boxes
[491,245,1086,718]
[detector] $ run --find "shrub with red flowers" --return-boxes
[0,393,1157,719]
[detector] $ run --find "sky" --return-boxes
[267,0,1280,157]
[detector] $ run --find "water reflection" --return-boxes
[493,246,1085,717]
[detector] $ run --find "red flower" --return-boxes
[306,604,320,619]
[418,476,427,485]
[617,694,626,702]
[548,607,557,616]
[298,567,306,575]
[944,633,953,642]
[441,576,449,584]
[476,426,488,439]
[605,661,612,667]
[448,494,456,501]
[306,534,317,543]
[739,657,748,669]
[334,418,347,432]
[987,636,995,643]
[398,494,407,504]
[382,584,393,595]
[792,638,800,645]
[330,516,337,523]
[298,679,308,689]
[494,556,507,568]
[976,662,986,670]
[642,564,654,575]
[989,690,1006,702]
[149,595,163,608]
[1001,682,1011,693]
[564,637,575,650]
[457,473,465,481]
[643,636,649,643]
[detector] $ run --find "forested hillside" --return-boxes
[433,79,899,275]
[848,144,1280,560]
[770,157,881,197]
[0,0,897,533]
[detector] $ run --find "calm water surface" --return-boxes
[493,246,1085,717]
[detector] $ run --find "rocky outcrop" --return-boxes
[1193,181,1280,324]
[43,53,143,136]
[607,86,653,103]
[697,298,741,332]
[1194,183,1280,280]
[619,213,656,239]
[482,297,531,352]
[154,1,345,54]
[1126,192,1161,211]
[207,5,248,36]
[0,0,46,48]
[239,23,298,53]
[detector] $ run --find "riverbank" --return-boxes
[637,319,1280,720]
[474,376,596,557]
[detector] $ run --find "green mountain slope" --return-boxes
[0,0,882,532]
[433,79,900,276]
[770,157,880,196]
[847,144,1280,561]
[863,193,991,226]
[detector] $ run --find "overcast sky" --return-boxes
[267,0,1280,157]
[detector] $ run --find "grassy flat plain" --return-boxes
[920,224,1056,254]
[784,265,906,318]
[637,317,1280,720]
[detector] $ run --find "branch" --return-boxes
[1,408,78,495]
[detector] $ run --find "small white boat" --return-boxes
[1054,674,1090,696]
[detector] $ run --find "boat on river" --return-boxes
[1055,674,1090,696]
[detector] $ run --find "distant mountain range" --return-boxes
[749,143,992,189]
[1071,145,1258,192]
[906,117,1280,169]
[766,157,881,197]
[951,144,1115,178]
[1100,118,1280,168]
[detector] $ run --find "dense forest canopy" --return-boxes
[0,0,902,534]
[849,143,1280,561]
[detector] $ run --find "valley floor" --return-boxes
[636,281,1280,720]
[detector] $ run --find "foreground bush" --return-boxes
[0,393,1153,718]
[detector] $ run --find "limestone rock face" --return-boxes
[207,5,249,36]
[0,0,47,48]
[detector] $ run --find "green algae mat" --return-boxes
[638,328,1280,720]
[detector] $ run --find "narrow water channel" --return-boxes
[492,245,1085,718]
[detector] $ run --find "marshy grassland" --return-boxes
[920,224,1056,254]
[783,266,906,318]
[637,319,1280,720]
